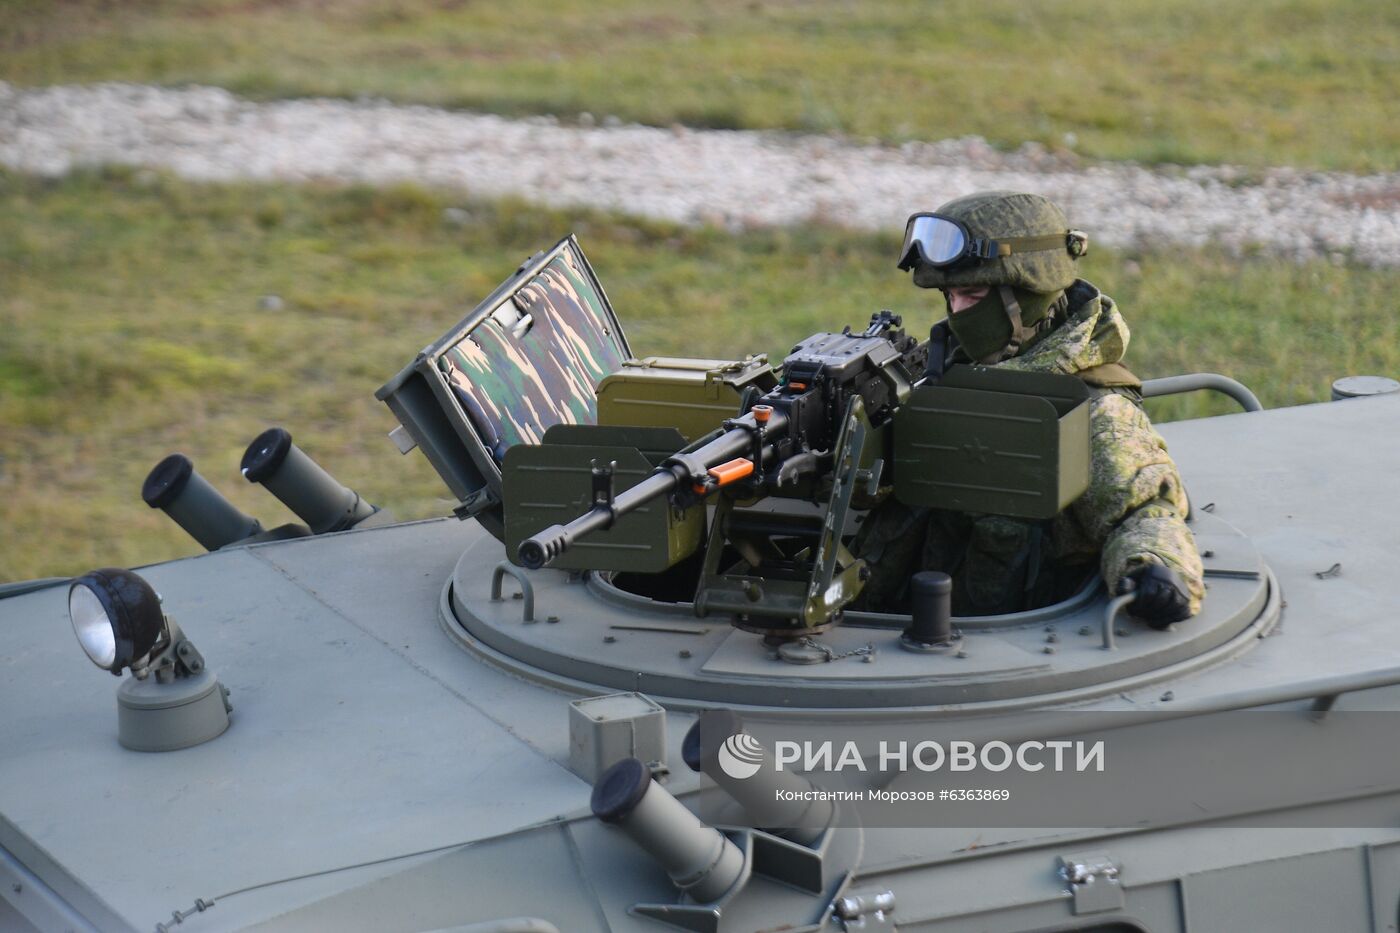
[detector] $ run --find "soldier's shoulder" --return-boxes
[1086,387,1153,435]
[1077,361,1142,392]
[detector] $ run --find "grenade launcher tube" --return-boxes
[516,408,789,569]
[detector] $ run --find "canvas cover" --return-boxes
[377,236,631,528]
[437,240,628,461]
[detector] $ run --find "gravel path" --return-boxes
[4,82,1399,266]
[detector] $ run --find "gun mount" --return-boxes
[517,309,924,572]
[511,310,923,638]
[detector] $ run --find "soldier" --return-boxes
[855,190,1203,627]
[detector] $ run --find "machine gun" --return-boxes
[513,311,925,638]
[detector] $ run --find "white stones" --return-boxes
[441,206,473,227]
[1,82,1397,266]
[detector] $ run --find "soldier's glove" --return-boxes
[1121,563,1191,629]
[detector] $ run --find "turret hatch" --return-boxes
[378,236,631,534]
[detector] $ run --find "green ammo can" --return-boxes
[892,367,1092,520]
[595,356,778,442]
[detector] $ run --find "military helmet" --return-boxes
[900,191,1087,292]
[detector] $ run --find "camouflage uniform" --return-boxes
[859,193,1204,618]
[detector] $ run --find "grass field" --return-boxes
[3,0,1398,171]
[3,168,1397,581]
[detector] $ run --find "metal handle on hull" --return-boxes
[491,562,536,623]
[1140,373,1262,414]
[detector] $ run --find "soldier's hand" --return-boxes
[1121,563,1191,628]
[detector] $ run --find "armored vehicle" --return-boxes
[4,237,1400,933]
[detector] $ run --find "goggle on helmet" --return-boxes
[897,213,1089,271]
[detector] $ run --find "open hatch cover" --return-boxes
[377,236,630,536]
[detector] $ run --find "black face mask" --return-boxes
[943,286,1065,363]
[944,286,1020,363]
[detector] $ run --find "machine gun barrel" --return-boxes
[517,408,788,569]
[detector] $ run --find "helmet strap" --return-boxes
[1013,287,1069,330]
[997,285,1025,362]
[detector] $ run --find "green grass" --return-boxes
[2,0,1398,171]
[2,169,1397,581]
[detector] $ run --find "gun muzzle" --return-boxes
[518,525,569,570]
[241,428,376,534]
[142,454,262,551]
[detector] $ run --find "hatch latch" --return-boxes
[1058,852,1124,914]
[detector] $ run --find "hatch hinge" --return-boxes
[833,890,896,931]
[453,486,501,521]
[1058,852,1124,915]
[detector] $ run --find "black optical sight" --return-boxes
[143,454,263,551]
[241,428,377,534]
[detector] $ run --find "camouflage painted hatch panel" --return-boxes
[438,244,627,463]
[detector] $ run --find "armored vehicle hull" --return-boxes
[4,392,1400,932]
[6,237,1400,932]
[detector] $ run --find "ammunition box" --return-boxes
[596,356,778,442]
[892,367,1091,520]
[502,424,704,572]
